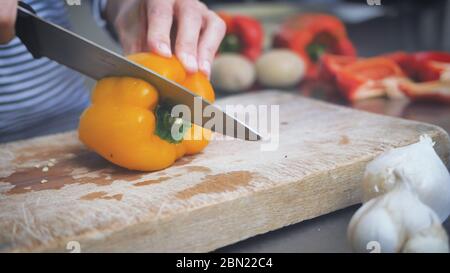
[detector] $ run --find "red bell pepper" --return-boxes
[384,51,450,82]
[399,80,450,104]
[273,13,356,79]
[411,51,450,82]
[383,51,450,103]
[383,51,417,79]
[218,13,264,61]
[335,57,406,101]
[318,54,357,83]
[320,51,450,103]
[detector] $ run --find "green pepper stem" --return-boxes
[219,34,241,53]
[155,104,191,144]
[307,43,327,62]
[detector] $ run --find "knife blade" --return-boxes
[15,3,261,141]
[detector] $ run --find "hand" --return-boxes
[106,0,226,76]
[0,0,18,44]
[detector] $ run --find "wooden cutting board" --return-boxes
[1,91,449,253]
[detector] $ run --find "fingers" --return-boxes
[174,0,206,73]
[197,11,226,76]
[146,0,174,57]
[0,0,18,44]
[112,0,146,55]
[115,0,226,75]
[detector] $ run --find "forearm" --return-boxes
[0,0,18,44]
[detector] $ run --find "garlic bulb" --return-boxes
[348,184,449,253]
[402,224,450,253]
[348,135,450,253]
[363,135,450,221]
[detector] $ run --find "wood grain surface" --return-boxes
[1,91,449,252]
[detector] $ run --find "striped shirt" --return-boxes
[0,0,92,143]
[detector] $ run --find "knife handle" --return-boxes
[15,1,42,58]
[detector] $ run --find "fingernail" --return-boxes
[157,43,172,57]
[180,53,198,72]
[200,61,211,76]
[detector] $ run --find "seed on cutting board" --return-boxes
[34,164,40,168]
[47,162,55,167]
[49,158,56,163]
[40,179,48,184]
[42,167,49,172]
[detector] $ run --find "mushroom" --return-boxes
[211,53,256,93]
[255,49,306,88]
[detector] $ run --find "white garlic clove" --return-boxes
[402,225,450,253]
[363,135,450,221]
[348,184,449,253]
[348,198,401,253]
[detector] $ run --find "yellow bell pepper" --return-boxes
[78,53,215,171]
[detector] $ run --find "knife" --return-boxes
[14,2,261,141]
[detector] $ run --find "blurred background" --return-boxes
[210,0,450,54]
[64,0,449,252]
[67,0,450,136]
[68,0,450,55]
